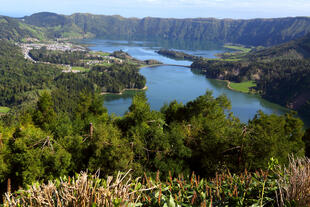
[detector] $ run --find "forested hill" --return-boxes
[0,39,146,114]
[246,33,310,60]
[22,12,310,46]
[191,34,310,117]
[0,15,45,41]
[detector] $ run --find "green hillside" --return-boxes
[1,12,310,46]
[23,12,310,46]
[246,33,310,61]
[0,15,46,41]
[191,34,310,116]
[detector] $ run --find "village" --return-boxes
[18,40,125,72]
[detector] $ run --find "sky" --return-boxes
[0,0,310,19]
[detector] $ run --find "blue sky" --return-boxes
[1,0,310,19]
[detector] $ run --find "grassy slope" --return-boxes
[229,81,256,93]
[71,66,91,72]
[18,22,46,41]
[224,45,252,53]
[0,16,47,41]
[214,44,253,61]
[0,106,10,113]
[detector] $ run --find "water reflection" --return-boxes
[90,37,224,51]
[104,90,144,102]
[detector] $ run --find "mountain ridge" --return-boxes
[21,12,310,46]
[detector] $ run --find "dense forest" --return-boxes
[0,40,61,108]
[20,12,310,46]
[1,88,308,203]
[0,40,146,112]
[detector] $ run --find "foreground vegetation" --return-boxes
[3,157,310,206]
[0,88,308,201]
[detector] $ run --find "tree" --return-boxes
[33,92,56,130]
[157,122,192,176]
[7,125,71,189]
[0,123,12,188]
[182,92,243,176]
[74,90,108,135]
[88,123,133,175]
[245,111,305,169]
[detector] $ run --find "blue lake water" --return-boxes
[79,39,310,125]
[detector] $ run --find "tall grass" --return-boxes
[3,170,156,207]
[3,157,310,207]
[276,156,310,207]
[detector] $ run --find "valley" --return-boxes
[1,10,310,206]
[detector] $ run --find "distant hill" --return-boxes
[0,15,46,41]
[21,12,93,39]
[22,12,70,27]
[246,34,310,60]
[22,12,310,46]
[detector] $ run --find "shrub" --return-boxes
[276,156,310,207]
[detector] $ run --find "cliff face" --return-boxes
[23,12,310,46]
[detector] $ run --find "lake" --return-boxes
[80,39,309,125]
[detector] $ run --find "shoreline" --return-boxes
[101,86,148,95]
[211,79,238,92]
[225,80,233,91]
[138,64,163,69]
[223,80,256,94]
[140,64,191,69]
